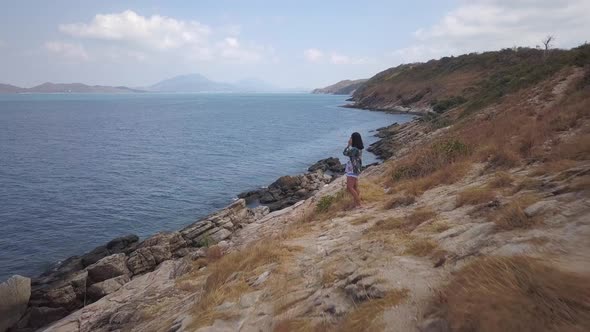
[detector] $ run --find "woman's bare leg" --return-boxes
[347,177,362,207]
[354,178,361,203]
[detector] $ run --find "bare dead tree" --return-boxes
[542,35,555,60]
[542,35,554,51]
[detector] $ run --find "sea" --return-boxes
[0,93,413,281]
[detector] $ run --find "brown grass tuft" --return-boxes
[493,195,541,230]
[488,171,515,188]
[206,245,223,261]
[531,159,578,177]
[384,194,416,209]
[407,208,437,229]
[403,237,437,256]
[273,319,323,332]
[423,221,451,233]
[189,241,298,329]
[336,289,409,332]
[478,145,521,170]
[436,256,590,332]
[456,187,496,207]
[349,215,372,225]
[366,217,405,234]
[396,162,472,196]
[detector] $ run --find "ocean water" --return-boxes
[0,93,413,281]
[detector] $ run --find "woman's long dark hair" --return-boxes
[351,132,364,150]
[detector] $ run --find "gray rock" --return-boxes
[86,253,130,283]
[106,234,139,252]
[20,306,69,329]
[418,317,450,332]
[126,245,172,275]
[524,200,557,217]
[308,157,344,174]
[0,275,31,332]
[41,284,78,310]
[140,231,187,254]
[87,275,130,301]
[81,245,110,267]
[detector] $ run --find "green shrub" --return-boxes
[316,195,336,213]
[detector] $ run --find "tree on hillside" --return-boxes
[542,35,555,60]
[542,35,555,51]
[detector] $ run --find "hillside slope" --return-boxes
[350,45,590,115]
[312,79,368,95]
[12,46,590,332]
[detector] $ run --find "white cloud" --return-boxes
[393,0,590,62]
[45,41,89,60]
[59,10,211,51]
[304,48,324,62]
[57,10,273,64]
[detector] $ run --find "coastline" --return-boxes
[3,104,415,331]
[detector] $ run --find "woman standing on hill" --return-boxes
[343,132,364,208]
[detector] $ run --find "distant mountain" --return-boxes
[311,79,368,95]
[0,83,26,93]
[149,74,235,93]
[0,82,144,94]
[149,74,280,93]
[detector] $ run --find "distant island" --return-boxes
[0,74,303,94]
[0,83,145,94]
[311,79,368,95]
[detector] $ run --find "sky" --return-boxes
[0,0,589,89]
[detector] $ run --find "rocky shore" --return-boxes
[0,155,349,331]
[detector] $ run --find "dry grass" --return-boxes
[336,289,409,332]
[383,194,415,210]
[406,208,437,229]
[494,195,541,230]
[512,177,544,193]
[488,171,515,188]
[531,159,578,177]
[395,161,472,196]
[570,175,590,192]
[189,241,299,329]
[403,237,437,256]
[456,187,496,207]
[206,245,223,261]
[365,217,405,234]
[423,221,451,233]
[477,145,521,171]
[435,256,590,332]
[349,215,372,225]
[552,133,590,161]
[315,179,386,220]
[273,319,323,332]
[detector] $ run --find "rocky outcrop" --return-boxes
[11,199,267,332]
[308,157,345,174]
[87,253,130,283]
[0,275,30,332]
[239,169,335,211]
[87,275,130,301]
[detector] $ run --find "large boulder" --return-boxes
[0,275,31,332]
[106,234,140,252]
[15,306,69,329]
[87,275,130,302]
[139,232,187,254]
[308,157,345,174]
[86,253,130,283]
[126,246,172,275]
[81,234,139,267]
